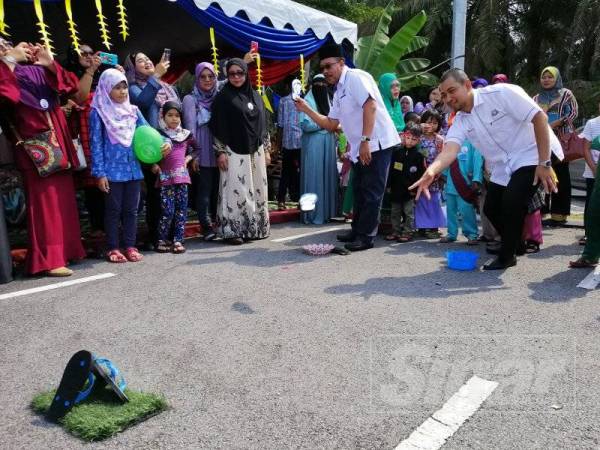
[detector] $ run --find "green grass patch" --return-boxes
[31,387,168,442]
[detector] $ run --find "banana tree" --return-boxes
[355,4,438,89]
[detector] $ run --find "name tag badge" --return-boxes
[247,102,254,111]
[39,99,49,110]
[394,162,403,171]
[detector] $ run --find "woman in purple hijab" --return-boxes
[182,62,219,240]
[0,41,85,277]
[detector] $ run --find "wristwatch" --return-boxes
[539,159,552,168]
[360,136,371,142]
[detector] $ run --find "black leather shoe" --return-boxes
[483,256,517,270]
[344,241,374,252]
[486,243,501,255]
[336,232,357,243]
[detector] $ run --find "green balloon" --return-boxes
[133,125,163,164]
[592,135,600,151]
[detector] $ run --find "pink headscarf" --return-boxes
[91,69,139,147]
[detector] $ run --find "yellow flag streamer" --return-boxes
[116,0,129,41]
[64,0,80,55]
[255,54,273,113]
[299,54,306,93]
[94,0,111,49]
[33,0,53,56]
[209,27,219,74]
[0,0,10,36]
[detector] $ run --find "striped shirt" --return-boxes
[277,94,302,149]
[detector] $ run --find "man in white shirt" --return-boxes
[295,44,400,252]
[410,68,560,270]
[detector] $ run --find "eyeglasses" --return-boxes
[228,71,245,78]
[80,50,94,57]
[320,62,339,72]
[200,74,216,80]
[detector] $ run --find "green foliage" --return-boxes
[355,5,436,88]
[31,388,168,441]
[369,10,427,79]
[294,0,383,24]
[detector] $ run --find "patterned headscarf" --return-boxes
[91,69,139,146]
[158,100,190,143]
[537,66,563,105]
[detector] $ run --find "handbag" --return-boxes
[559,131,585,163]
[72,138,87,171]
[13,112,71,177]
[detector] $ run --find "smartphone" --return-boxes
[98,51,118,66]
[250,41,259,53]
[162,48,171,62]
[291,79,302,101]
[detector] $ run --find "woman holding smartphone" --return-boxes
[123,50,179,250]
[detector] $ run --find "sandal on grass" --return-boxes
[124,247,143,262]
[46,350,94,422]
[106,249,127,263]
[569,257,598,269]
[172,242,186,254]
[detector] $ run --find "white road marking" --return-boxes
[577,266,600,290]
[395,375,498,450]
[271,226,347,243]
[0,273,116,300]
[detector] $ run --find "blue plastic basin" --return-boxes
[446,251,478,271]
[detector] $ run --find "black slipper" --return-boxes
[46,350,94,422]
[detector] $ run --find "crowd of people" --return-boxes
[0,37,598,279]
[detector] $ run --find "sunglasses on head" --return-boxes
[228,70,245,78]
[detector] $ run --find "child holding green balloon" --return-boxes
[90,69,170,263]
[153,101,199,254]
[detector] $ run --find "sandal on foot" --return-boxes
[525,240,540,254]
[46,350,94,422]
[439,236,456,243]
[579,237,587,246]
[124,247,143,262]
[385,233,399,241]
[277,202,287,210]
[172,242,186,254]
[155,241,171,253]
[106,249,127,263]
[466,238,479,246]
[397,234,413,243]
[47,266,74,277]
[569,258,598,269]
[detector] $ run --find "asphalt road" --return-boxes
[0,219,598,450]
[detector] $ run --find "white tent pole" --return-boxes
[451,0,467,70]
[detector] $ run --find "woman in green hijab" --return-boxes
[378,73,405,133]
